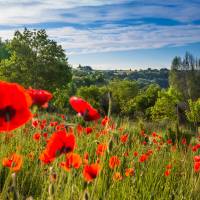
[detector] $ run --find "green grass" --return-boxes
[0,114,200,200]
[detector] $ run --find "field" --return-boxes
[1,110,200,200]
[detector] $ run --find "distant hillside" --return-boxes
[72,66,169,88]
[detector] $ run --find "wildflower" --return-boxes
[60,153,82,171]
[43,132,48,138]
[152,132,158,137]
[194,162,200,172]
[76,124,84,135]
[96,144,107,156]
[146,149,153,156]
[33,133,41,141]
[69,96,100,121]
[113,172,122,181]
[139,154,148,163]
[194,155,200,162]
[164,169,171,177]
[109,156,120,169]
[120,134,128,143]
[182,138,187,145]
[40,130,76,164]
[125,168,134,177]
[85,127,93,135]
[26,88,52,108]
[2,153,23,172]
[142,141,147,145]
[83,163,101,182]
[167,139,173,145]
[101,116,110,126]
[123,151,129,157]
[32,120,39,128]
[0,81,32,132]
[133,151,138,157]
[166,164,172,169]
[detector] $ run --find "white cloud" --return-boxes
[45,24,200,54]
[0,0,130,25]
[0,0,199,26]
[0,0,199,56]
[1,24,200,55]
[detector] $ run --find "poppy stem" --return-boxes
[11,172,19,200]
[48,167,54,200]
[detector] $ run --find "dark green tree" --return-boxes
[0,39,10,62]
[169,52,200,100]
[0,28,72,91]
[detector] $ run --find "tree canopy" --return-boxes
[0,28,72,91]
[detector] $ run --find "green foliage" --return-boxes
[52,83,76,113]
[0,28,72,91]
[151,87,182,122]
[169,52,200,100]
[109,80,139,114]
[0,39,10,61]
[121,84,160,118]
[186,99,200,124]
[76,85,109,113]
[72,67,169,89]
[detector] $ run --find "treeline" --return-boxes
[73,65,169,88]
[0,29,200,129]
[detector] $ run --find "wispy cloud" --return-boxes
[47,24,200,54]
[0,0,199,55]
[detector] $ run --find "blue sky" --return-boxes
[0,0,200,69]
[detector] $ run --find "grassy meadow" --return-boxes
[0,112,200,200]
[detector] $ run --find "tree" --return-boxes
[76,85,108,112]
[151,87,182,122]
[186,99,200,129]
[0,39,10,62]
[121,84,161,118]
[109,80,139,114]
[0,28,72,91]
[169,52,200,100]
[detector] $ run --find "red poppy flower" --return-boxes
[43,132,48,138]
[83,163,101,182]
[120,134,128,143]
[0,81,32,132]
[69,96,100,121]
[125,168,134,177]
[2,153,23,172]
[33,133,41,141]
[152,132,158,137]
[26,88,53,107]
[32,120,39,128]
[166,164,172,169]
[40,130,76,164]
[85,127,93,135]
[139,154,148,163]
[60,153,82,171]
[133,151,138,157]
[181,138,187,145]
[96,144,107,156]
[76,124,84,136]
[194,156,200,162]
[164,169,171,177]
[109,156,120,169]
[167,139,173,145]
[101,116,110,126]
[194,162,200,172]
